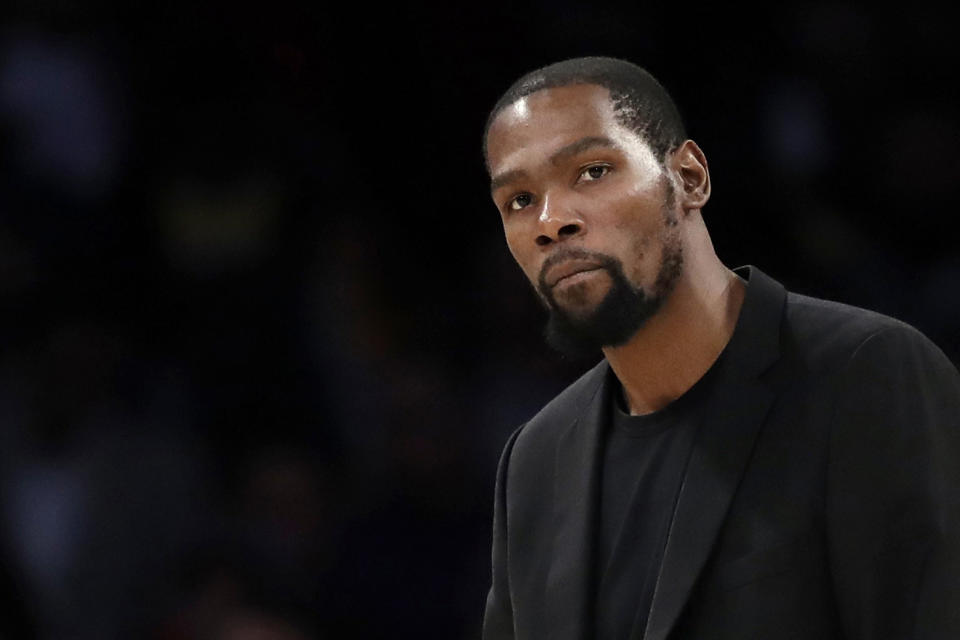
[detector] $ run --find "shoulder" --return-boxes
[781,291,948,373]
[778,290,960,422]
[502,359,608,465]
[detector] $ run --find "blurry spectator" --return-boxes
[0,322,213,638]
[0,28,124,199]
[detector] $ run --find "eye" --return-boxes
[578,164,610,182]
[508,193,533,211]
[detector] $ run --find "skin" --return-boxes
[486,83,746,415]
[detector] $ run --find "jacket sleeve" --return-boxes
[827,325,960,639]
[482,425,524,640]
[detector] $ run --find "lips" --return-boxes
[545,260,604,288]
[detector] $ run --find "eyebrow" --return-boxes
[549,135,618,165]
[489,135,619,193]
[490,168,528,193]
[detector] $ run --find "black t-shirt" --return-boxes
[595,363,720,640]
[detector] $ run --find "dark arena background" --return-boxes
[0,2,957,638]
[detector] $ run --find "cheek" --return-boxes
[504,226,538,279]
[616,220,667,286]
[607,193,667,246]
[601,190,662,235]
[503,225,524,261]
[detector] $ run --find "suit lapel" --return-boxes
[545,364,612,640]
[643,266,786,640]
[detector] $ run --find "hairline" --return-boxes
[484,81,673,174]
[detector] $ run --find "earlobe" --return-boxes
[673,140,711,211]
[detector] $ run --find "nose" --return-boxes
[535,193,584,247]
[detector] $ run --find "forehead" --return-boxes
[486,84,638,176]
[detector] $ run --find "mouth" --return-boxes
[546,260,605,288]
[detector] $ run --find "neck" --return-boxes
[602,224,745,415]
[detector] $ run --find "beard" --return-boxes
[536,227,683,359]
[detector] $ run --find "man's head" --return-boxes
[485,57,711,357]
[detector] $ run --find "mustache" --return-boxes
[537,248,622,293]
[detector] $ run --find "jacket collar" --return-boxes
[545,265,787,640]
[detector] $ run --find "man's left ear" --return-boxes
[671,140,710,212]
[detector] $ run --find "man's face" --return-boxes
[486,83,684,356]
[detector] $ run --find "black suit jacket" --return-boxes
[483,266,960,640]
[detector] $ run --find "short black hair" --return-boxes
[483,56,687,167]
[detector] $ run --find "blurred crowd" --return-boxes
[0,2,957,638]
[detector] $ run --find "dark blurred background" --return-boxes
[0,1,957,638]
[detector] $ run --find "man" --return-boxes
[481,57,960,640]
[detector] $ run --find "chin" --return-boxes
[553,280,612,312]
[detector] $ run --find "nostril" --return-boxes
[535,235,552,246]
[558,223,580,238]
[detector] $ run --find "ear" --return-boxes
[669,140,710,212]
